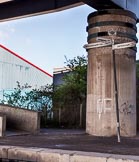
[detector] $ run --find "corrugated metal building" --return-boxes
[0,44,52,100]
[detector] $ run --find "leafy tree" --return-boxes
[53,55,87,127]
[136,60,139,79]
[0,81,32,108]
[0,82,53,127]
[0,55,88,128]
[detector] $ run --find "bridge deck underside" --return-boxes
[0,0,138,22]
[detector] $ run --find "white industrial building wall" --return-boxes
[0,46,52,92]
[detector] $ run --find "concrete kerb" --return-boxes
[0,146,139,162]
[0,146,15,159]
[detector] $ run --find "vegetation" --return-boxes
[2,57,139,128]
[0,55,88,128]
[0,81,53,127]
[136,60,139,79]
[53,55,87,127]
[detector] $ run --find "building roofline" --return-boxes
[53,67,71,74]
[0,44,53,78]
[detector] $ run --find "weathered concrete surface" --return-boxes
[86,9,137,137]
[0,145,139,162]
[0,114,6,137]
[1,129,139,156]
[0,104,40,133]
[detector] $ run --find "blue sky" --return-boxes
[0,4,138,75]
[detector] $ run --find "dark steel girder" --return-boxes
[81,0,122,10]
[0,0,83,22]
[82,0,139,19]
[0,0,138,22]
[111,0,139,19]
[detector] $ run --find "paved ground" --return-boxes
[1,129,139,156]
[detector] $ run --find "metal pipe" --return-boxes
[112,40,121,143]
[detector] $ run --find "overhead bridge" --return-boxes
[0,0,138,138]
[0,0,138,22]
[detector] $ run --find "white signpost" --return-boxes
[84,40,136,50]
[112,41,136,50]
[83,41,112,49]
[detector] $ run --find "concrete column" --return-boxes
[0,114,6,137]
[86,9,138,137]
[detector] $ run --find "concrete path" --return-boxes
[0,129,139,161]
[0,129,139,156]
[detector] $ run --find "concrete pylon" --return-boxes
[85,9,138,137]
